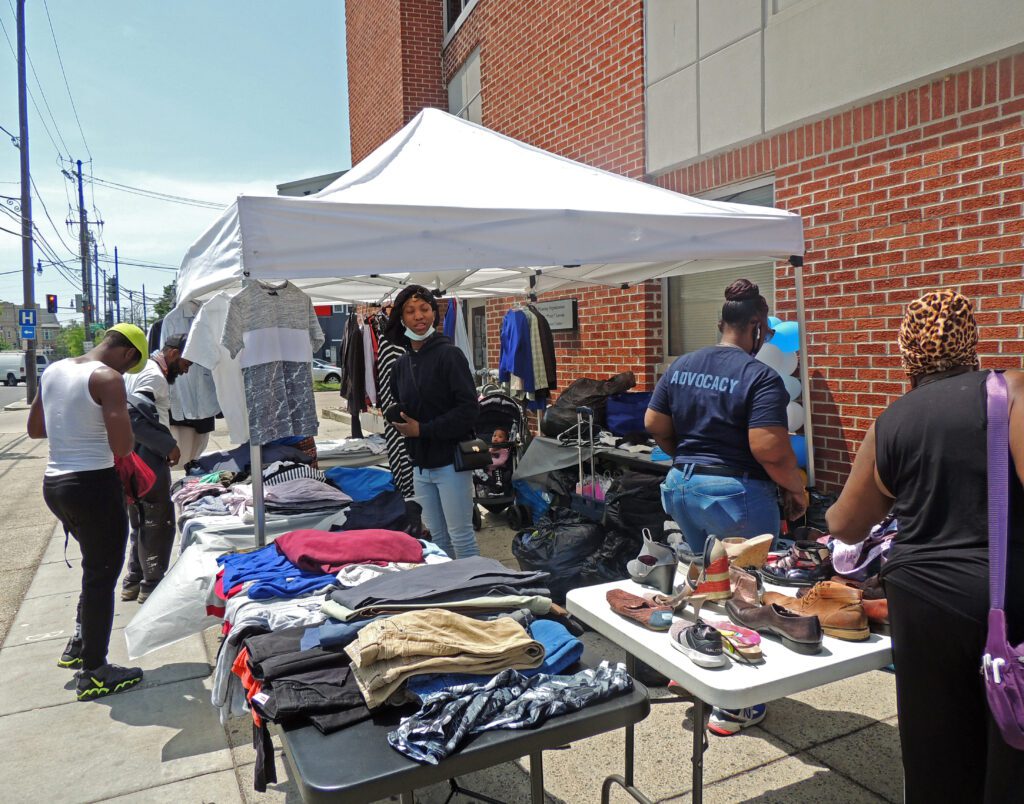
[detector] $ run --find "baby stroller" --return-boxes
[471,391,530,530]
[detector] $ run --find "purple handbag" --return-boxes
[982,370,1024,750]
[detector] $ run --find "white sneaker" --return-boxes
[708,704,767,735]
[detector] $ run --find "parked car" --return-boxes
[311,358,342,385]
[0,352,49,386]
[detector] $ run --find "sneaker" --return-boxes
[75,664,144,701]
[708,704,767,736]
[669,620,728,668]
[121,584,140,602]
[57,636,83,669]
[137,590,151,604]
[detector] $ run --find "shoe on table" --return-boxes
[57,636,83,669]
[121,584,140,602]
[669,620,728,668]
[75,664,143,701]
[763,581,869,641]
[708,704,767,736]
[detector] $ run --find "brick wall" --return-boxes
[657,53,1024,489]
[443,0,646,178]
[346,0,447,164]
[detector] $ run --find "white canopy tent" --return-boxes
[174,108,811,542]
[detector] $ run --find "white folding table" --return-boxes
[566,579,893,804]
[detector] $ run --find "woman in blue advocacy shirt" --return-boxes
[644,279,808,734]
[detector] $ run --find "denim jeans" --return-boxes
[660,466,780,553]
[413,463,479,559]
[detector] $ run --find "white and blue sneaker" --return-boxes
[707,704,767,735]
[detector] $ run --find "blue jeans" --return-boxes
[413,463,479,559]
[660,466,780,553]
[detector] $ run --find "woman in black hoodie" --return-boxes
[385,286,480,558]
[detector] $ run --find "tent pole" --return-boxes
[251,442,266,546]
[790,256,815,488]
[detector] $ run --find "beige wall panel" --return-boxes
[646,0,698,84]
[699,0,762,57]
[647,65,700,172]
[700,33,763,153]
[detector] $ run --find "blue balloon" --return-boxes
[790,434,807,469]
[768,315,781,329]
[772,320,800,353]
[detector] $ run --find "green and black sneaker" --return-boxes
[75,664,144,701]
[57,636,84,669]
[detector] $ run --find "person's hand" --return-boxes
[782,487,809,521]
[393,413,420,438]
[168,445,181,467]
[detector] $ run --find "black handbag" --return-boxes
[454,438,492,472]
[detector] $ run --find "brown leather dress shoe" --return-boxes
[606,588,674,631]
[763,581,869,641]
[725,599,823,654]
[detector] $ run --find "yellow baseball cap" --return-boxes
[108,323,150,373]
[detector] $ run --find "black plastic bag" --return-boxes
[512,508,605,602]
[602,470,666,540]
[539,371,636,436]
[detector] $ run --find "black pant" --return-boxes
[886,581,1024,803]
[42,468,128,670]
[123,478,175,593]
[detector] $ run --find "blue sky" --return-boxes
[0,0,349,321]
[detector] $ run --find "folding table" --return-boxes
[566,579,893,804]
[276,657,651,803]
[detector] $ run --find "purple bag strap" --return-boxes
[986,370,1009,610]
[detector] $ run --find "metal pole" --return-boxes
[93,239,100,330]
[114,246,121,322]
[142,284,147,330]
[76,160,91,333]
[251,443,266,546]
[791,256,816,487]
[16,0,37,403]
[128,289,134,325]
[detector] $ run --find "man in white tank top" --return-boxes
[27,324,151,701]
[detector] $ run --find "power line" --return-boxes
[2,1,72,157]
[0,10,67,158]
[83,173,227,210]
[40,0,90,160]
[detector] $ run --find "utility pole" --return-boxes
[76,160,92,334]
[114,246,121,322]
[142,284,147,330]
[127,289,134,325]
[93,238,100,330]
[16,0,37,402]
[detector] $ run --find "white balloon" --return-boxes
[787,401,805,432]
[755,342,786,373]
[783,373,802,401]
[778,350,799,377]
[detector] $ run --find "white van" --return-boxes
[0,352,50,386]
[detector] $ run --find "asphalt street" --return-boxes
[0,385,30,408]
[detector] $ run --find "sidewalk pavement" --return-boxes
[0,396,901,803]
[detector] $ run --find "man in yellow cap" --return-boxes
[26,323,149,700]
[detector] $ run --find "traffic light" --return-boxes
[45,294,57,314]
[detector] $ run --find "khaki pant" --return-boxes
[345,609,544,708]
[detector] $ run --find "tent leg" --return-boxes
[251,443,266,547]
[791,256,815,488]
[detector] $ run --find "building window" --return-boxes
[664,182,776,357]
[445,0,474,33]
[448,48,481,124]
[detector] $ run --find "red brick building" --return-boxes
[345,0,1024,490]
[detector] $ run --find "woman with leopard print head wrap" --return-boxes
[827,289,1024,801]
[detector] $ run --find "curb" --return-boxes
[3,401,30,411]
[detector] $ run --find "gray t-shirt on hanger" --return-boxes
[221,281,325,445]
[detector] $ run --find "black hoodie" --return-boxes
[390,333,479,469]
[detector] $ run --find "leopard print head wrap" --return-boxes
[898,289,978,377]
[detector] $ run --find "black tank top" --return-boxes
[875,370,1024,625]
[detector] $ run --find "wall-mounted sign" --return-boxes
[533,298,578,331]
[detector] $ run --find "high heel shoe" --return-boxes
[627,529,678,594]
[682,535,732,600]
[721,533,774,570]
